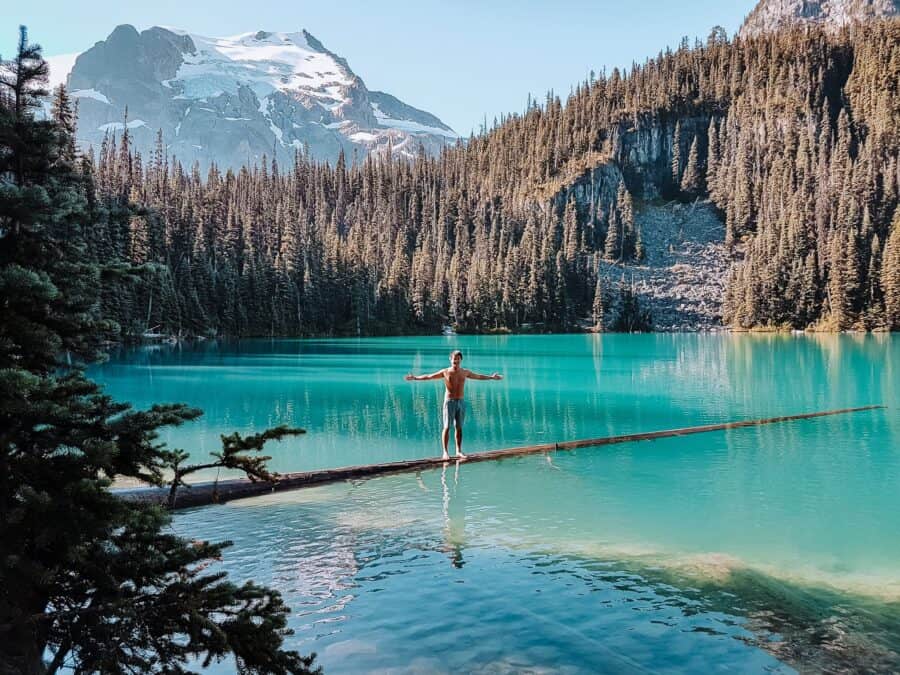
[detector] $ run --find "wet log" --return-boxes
[116,405,884,510]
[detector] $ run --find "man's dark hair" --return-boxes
[450,350,463,360]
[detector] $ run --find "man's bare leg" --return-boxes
[455,426,466,459]
[441,427,450,460]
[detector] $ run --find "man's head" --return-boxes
[449,350,463,367]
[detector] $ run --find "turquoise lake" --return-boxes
[95,334,900,672]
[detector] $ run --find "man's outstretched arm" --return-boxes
[405,370,445,381]
[464,369,503,381]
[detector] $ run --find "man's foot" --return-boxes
[455,451,467,460]
[441,452,450,461]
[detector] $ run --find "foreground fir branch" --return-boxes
[0,27,317,674]
[162,426,307,508]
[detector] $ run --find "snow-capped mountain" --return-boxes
[60,25,457,168]
[740,0,900,37]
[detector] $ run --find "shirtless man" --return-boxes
[405,350,503,460]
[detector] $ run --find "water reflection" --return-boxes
[441,463,466,569]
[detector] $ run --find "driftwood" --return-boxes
[116,405,884,511]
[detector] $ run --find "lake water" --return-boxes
[95,334,900,672]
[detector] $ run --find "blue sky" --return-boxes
[1,0,755,135]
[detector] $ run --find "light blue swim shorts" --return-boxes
[442,398,465,428]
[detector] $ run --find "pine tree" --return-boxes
[883,208,900,330]
[671,120,683,188]
[706,118,719,201]
[611,277,652,332]
[563,195,579,261]
[615,181,635,260]
[828,231,849,330]
[0,30,317,675]
[680,135,702,198]
[634,224,645,262]
[604,211,622,262]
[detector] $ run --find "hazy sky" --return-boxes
[1,0,755,135]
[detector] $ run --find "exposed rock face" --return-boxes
[550,162,729,331]
[550,161,624,215]
[63,25,457,169]
[740,0,900,38]
[612,117,710,200]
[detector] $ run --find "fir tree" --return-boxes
[634,224,645,262]
[615,181,635,260]
[680,135,703,198]
[883,208,900,330]
[671,120,683,188]
[705,118,719,201]
[611,278,652,332]
[0,29,317,675]
[604,211,622,262]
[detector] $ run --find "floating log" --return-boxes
[117,405,884,510]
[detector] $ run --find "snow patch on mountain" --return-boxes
[371,102,459,139]
[71,88,111,104]
[173,30,352,103]
[99,119,147,132]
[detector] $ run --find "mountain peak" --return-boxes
[62,24,457,169]
[740,0,900,38]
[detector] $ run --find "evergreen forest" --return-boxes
[43,23,900,338]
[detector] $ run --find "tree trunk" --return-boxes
[2,590,51,675]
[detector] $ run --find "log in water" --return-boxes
[118,405,883,510]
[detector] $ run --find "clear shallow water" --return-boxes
[96,334,900,672]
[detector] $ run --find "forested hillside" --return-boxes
[84,21,900,336]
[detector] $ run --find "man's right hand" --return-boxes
[405,374,415,381]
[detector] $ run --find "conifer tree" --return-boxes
[615,181,635,260]
[604,211,622,262]
[634,224,645,262]
[0,29,316,674]
[883,208,900,330]
[671,120,683,188]
[705,118,719,201]
[828,232,849,329]
[611,277,652,332]
[680,135,703,198]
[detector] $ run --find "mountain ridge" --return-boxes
[740,0,900,37]
[60,24,457,168]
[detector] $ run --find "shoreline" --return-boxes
[118,326,895,346]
